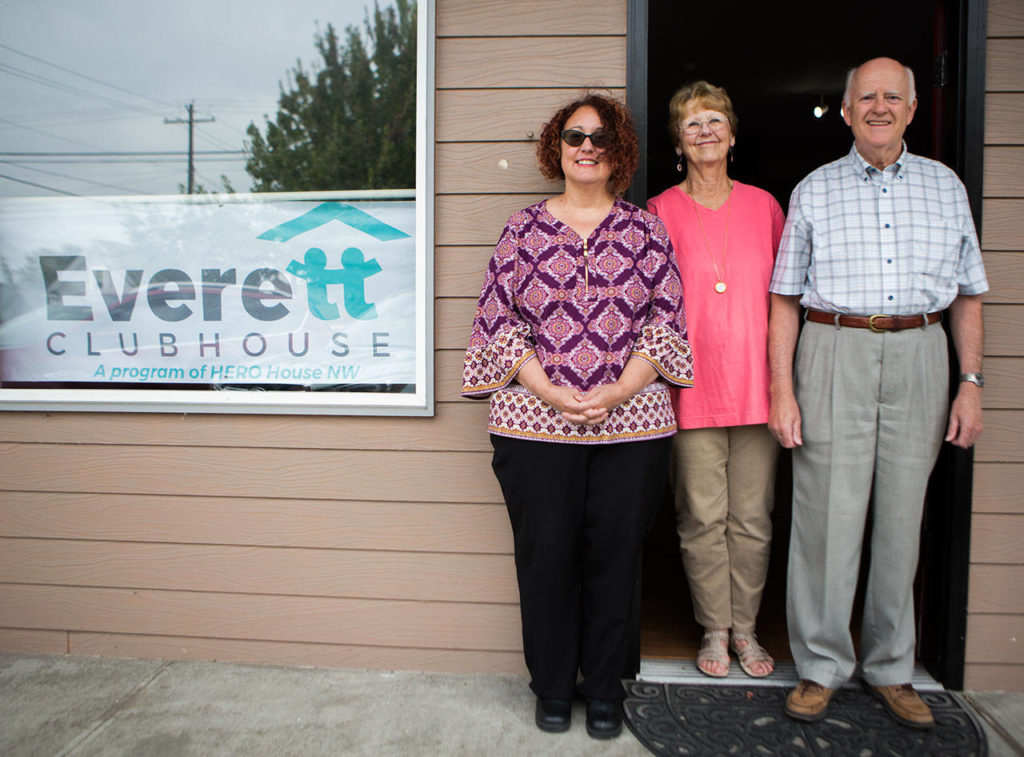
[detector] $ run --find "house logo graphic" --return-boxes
[258,201,411,322]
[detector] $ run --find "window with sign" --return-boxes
[0,0,433,415]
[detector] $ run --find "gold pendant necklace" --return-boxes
[689,186,732,293]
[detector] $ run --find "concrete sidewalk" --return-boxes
[1,653,1022,756]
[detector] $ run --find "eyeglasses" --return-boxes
[561,129,611,148]
[678,116,729,135]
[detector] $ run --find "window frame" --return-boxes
[0,0,435,417]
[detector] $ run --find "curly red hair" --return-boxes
[536,93,639,197]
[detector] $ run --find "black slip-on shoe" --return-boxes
[534,698,571,733]
[585,699,622,739]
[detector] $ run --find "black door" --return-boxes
[627,0,986,689]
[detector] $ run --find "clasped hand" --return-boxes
[546,383,629,426]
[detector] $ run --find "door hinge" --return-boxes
[933,50,949,89]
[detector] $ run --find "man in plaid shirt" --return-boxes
[767,57,988,729]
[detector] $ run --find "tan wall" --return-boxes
[0,0,626,674]
[964,0,1024,692]
[3,0,1021,692]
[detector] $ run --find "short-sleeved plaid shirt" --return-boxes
[770,144,988,315]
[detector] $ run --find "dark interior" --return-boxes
[639,0,960,668]
[644,0,940,213]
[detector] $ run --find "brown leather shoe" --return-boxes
[867,683,935,729]
[785,679,834,722]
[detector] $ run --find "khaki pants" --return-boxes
[787,320,948,690]
[670,424,779,632]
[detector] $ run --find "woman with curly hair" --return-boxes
[462,93,693,739]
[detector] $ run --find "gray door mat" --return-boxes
[623,680,986,756]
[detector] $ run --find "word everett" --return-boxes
[40,248,381,323]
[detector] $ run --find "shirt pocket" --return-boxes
[909,217,959,288]
[809,216,870,288]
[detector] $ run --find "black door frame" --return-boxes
[624,0,987,690]
[917,0,987,691]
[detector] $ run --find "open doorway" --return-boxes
[629,0,982,688]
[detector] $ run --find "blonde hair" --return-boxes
[667,81,738,149]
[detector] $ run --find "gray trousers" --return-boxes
[787,319,948,689]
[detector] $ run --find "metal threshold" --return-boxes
[638,659,944,692]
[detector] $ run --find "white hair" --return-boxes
[842,61,917,107]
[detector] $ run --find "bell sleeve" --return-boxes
[461,220,537,398]
[629,212,694,388]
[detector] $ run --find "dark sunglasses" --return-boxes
[560,129,611,149]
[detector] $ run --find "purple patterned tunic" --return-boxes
[462,198,694,444]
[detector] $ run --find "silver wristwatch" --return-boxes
[959,372,984,388]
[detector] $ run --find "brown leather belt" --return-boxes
[805,309,941,332]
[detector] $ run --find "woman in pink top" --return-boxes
[648,81,784,678]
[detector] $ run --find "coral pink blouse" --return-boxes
[648,181,784,430]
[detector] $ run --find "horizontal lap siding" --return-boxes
[436,246,493,297]
[0,406,494,451]
[981,356,1024,407]
[0,585,522,650]
[0,445,500,502]
[436,0,624,36]
[0,0,628,672]
[983,255,1024,303]
[435,143,562,194]
[986,93,1024,144]
[435,194,548,245]
[436,38,625,89]
[969,565,1024,613]
[434,3,626,644]
[0,493,512,552]
[0,538,518,603]
[984,146,1024,195]
[973,463,1024,513]
[965,5,1024,691]
[436,88,626,143]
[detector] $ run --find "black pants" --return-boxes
[490,434,670,702]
